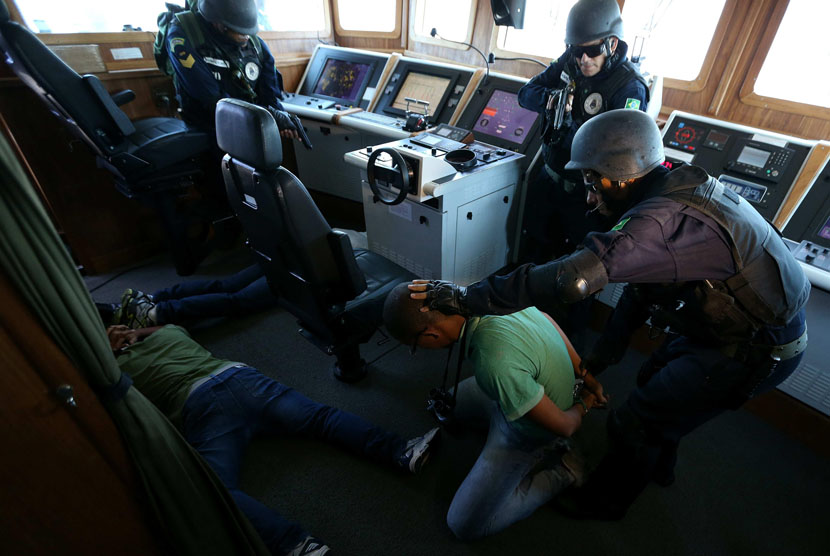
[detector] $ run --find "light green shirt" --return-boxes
[466,308,575,439]
[116,325,238,427]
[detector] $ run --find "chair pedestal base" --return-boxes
[332,345,369,383]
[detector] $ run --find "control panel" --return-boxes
[661,111,814,222]
[782,155,830,291]
[453,72,543,175]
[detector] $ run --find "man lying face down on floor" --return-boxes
[382,283,606,540]
[106,322,439,556]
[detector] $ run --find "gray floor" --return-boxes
[88,247,830,556]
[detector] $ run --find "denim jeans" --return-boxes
[446,378,573,540]
[152,264,276,323]
[181,366,406,555]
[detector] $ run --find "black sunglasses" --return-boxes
[571,43,606,58]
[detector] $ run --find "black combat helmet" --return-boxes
[198,0,259,35]
[565,109,665,181]
[565,0,624,45]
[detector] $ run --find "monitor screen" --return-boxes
[737,145,771,169]
[819,214,830,241]
[312,58,372,104]
[391,72,452,114]
[472,89,539,145]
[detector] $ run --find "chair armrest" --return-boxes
[110,89,136,106]
[328,230,367,300]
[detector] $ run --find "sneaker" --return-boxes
[560,449,587,488]
[397,427,440,474]
[286,536,330,556]
[118,288,156,328]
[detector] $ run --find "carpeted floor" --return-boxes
[87,247,830,556]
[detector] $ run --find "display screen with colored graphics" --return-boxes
[312,58,372,105]
[472,89,539,145]
[820,215,830,241]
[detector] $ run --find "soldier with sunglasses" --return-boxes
[410,108,809,521]
[518,0,649,266]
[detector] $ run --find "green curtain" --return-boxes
[0,133,269,555]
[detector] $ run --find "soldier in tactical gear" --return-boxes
[410,109,809,521]
[518,0,649,264]
[167,0,299,140]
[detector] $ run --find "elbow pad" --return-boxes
[527,248,609,305]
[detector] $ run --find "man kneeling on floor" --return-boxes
[383,283,605,539]
[107,323,439,556]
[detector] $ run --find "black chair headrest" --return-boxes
[0,1,10,24]
[216,98,283,170]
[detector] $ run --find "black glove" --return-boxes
[268,108,297,132]
[267,107,313,150]
[422,280,470,317]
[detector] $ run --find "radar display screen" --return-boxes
[312,58,372,104]
[391,72,452,114]
[472,89,538,145]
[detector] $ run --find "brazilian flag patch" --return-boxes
[624,98,641,110]
[611,217,631,231]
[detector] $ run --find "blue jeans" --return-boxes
[152,264,276,323]
[446,378,573,540]
[181,367,407,555]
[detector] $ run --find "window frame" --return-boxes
[738,0,830,119]
[408,0,478,51]
[332,0,402,39]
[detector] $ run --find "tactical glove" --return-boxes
[421,280,471,317]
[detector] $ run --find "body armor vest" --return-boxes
[629,166,810,344]
[568,59,648,127]
[542,58,648,174]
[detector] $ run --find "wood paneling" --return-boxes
[0,273,167,555]
[774,142,830,228]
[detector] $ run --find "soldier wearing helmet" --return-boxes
[409,109,809,520]
[518,0,650,264]
[167,0,299,140]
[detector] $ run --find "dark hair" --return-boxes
[383,283,440,345]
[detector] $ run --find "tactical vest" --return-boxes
[543,58,648,175]
[174,12,266,122]
[568,59,648,127]
[629,166,810,344]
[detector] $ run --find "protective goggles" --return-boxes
[571,43,606,58]
[582,169,624,192]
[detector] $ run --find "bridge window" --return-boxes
[493,0,578,60]
[334,0,401,36]
[622,0,727,82]
[15,0,161,33]
[754,0,830,108]
[259,0,329,34]
[411,0,476,46]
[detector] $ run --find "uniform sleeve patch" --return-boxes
[624,98,641,110]
[611,216,631,231]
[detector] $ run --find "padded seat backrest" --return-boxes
[216,98,367,337]
[0,11,135,156]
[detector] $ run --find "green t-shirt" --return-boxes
[116,325,238,427]
[466,308,575,439]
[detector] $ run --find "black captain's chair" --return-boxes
[216,98,415,382]
[0,1,219,275]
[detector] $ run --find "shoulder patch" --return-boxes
[624,98,641,110]
[611,217,631,231]
[169,37,185,48]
